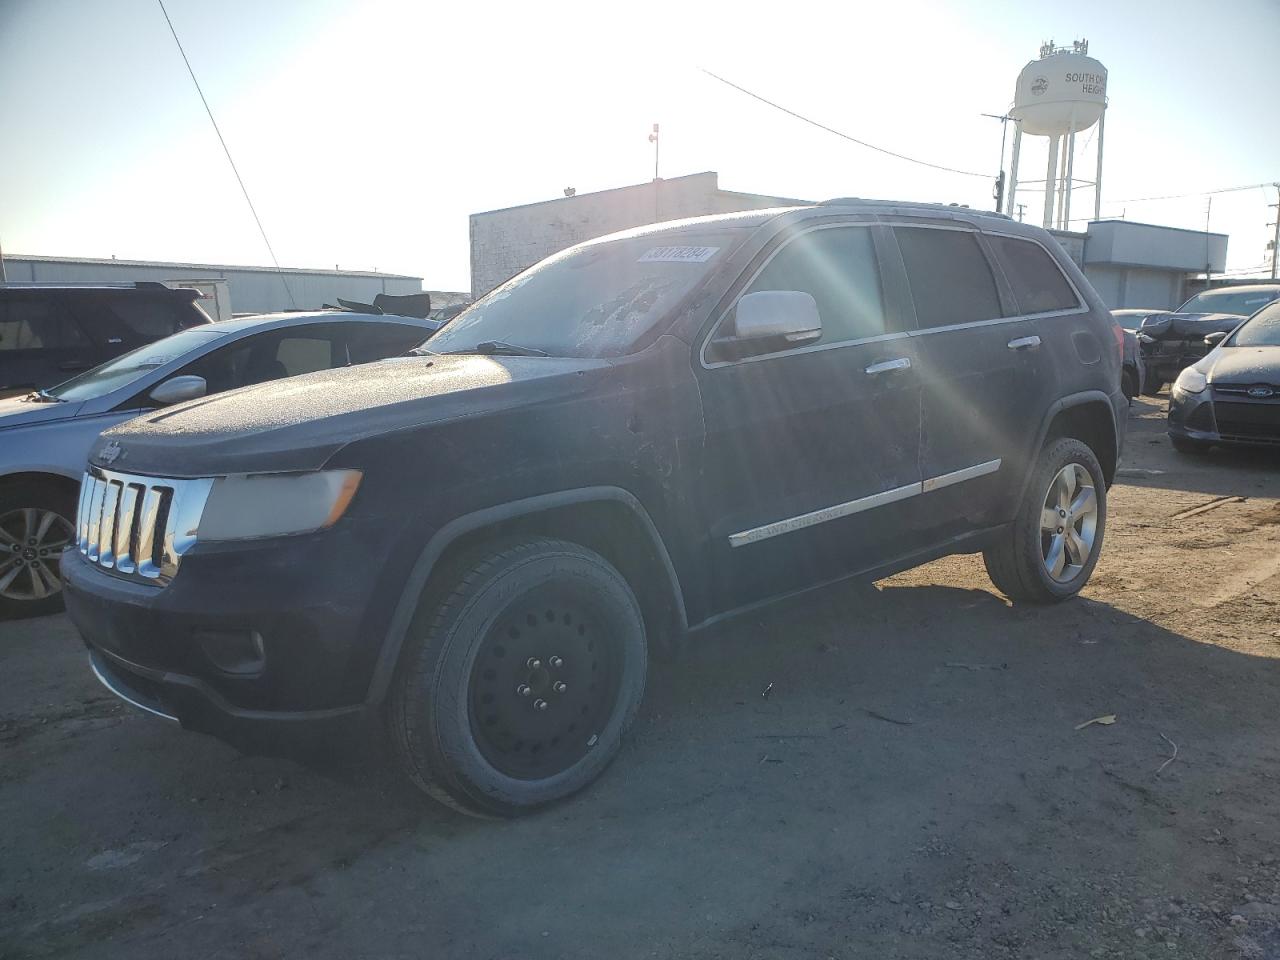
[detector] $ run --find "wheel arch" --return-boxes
[0,470,82,503]
[1025,391,1120,493]
[365,487,687,704]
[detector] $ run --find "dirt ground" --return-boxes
[3,397,1280,960]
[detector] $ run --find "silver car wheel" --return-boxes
[1039,464,1098,583]
[0,508,75,602]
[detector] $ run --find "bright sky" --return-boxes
[3,0,1278,291]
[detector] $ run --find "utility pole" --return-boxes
[1269,182,1280,280]
[648,123,660,181]
[982,113,1012,213]
[0,234,6,282]
[1016,203,1027,223]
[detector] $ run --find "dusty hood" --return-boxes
[1142,312,1244,341]
[90,354,608,477]
[0,395,83,429]
[1207,346,1280,386]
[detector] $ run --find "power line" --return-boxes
[1106,182,1273,204]
[700,68,990,180]
[157,0,296,308]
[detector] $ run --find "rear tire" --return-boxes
[984,438,1107,604]
[390,537,647,817]
[1121,369,1139,401]
[0,482,78,620]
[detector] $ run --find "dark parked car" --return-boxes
[1138,284,1280,394]
[1110,308,1154,400]
[0,283,212,399]
[65,200,1127,816]
[1168,299,1280,452]
[0,311,438,619]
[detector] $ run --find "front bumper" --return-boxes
[1168,386,1280,447]
[62,520,408,752]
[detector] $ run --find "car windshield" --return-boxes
[46,327,224,402]
[1175,288,1280,317]
[427,231,739,358]
[1231,302,1280,347]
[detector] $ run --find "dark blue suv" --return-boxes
[64,200,1127,816]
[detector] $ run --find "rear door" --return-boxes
[891,224,1046,538]
[0,293,102,395]
[692,222,924,613]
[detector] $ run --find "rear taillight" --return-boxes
[1110,320,1124,361]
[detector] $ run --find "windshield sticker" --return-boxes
[637,246,720,264]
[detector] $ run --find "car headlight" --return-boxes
[1173,367,1208,395]
[198,470,362,541]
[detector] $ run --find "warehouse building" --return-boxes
[0,254,466,317]
[469,172,1229,311]
[469,172,803,299]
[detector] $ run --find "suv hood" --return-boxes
[1207,345,1280,385]
[0,395,83,428]
[90,354,609,477]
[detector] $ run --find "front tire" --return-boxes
[0,482,78,620]
[983,438,1107,604]
[390,537,647,817]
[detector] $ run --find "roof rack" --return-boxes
[818,197,1013,220]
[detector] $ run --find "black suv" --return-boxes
[0,283,211,398]
[64,201,1127,816]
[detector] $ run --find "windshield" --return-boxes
[427,231,740,358]
[1232,302,1280,347]
[1176,288,1280,317]
[46,328,224,402]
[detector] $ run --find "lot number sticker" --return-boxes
[638,246,720,263]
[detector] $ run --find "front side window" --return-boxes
[733,226,886,347]
[429,229,742,358]
[0,299,90,351]
[989,235,1079,314]
[895,227,1002,329]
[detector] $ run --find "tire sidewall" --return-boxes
[412,545,646,814]
[1022,439,1107,601]
[0,481,77,619]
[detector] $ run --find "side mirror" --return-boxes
[1203,331,1228,348]
[730,290,822,345]
[149,375,207,406]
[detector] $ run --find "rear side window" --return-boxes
[0,299,90,351]
[894,227,1002,329]
[103,296,189,339]
[738,226,887,346]
[989,236,1080,314]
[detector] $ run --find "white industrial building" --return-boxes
[0,254,469,316]
[469,172,803,299]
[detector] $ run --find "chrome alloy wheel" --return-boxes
[0,508,75,602]
[1039,464,1098,583]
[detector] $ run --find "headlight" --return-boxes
[1173,367,1208,395]
[198,470,362,541]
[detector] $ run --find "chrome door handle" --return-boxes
[1007,335,1041,351]
[865,357,912,375]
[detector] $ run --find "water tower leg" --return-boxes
[1043,135,1059,229]
[1093,109,1106,222]
[1064,130,1076,229]
[1005,127,1022,216]
[1056,139,1069,230]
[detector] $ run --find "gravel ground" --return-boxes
[3,397,1280,960]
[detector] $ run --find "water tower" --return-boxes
[1005,40,1107,229]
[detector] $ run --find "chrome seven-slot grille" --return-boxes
[76,468,213,583]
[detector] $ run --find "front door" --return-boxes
[693,224,923,616]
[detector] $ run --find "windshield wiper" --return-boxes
[460,340,550,358]
[23,390,64,404]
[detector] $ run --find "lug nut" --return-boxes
[516,684,531,697]
[526,657,541,670]
[533,699,549,711]
[553,681,567,694]
[549,656,564,668]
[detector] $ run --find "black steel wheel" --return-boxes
[391,537,646,817]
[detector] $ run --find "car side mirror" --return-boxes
[710,291,822,361]
[149,375,207,406]
[1203,331,1228,348]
